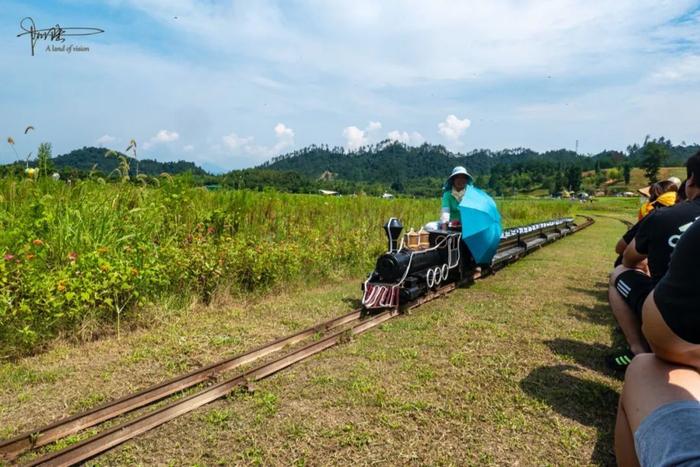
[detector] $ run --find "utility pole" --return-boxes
[575,139,579,154]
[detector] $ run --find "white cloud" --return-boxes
[650,54,700,83]
[183,144,194,152]
[5,1,700,168]
[270,122,295,154]
[274,122,294,141]
[342,121,383,150]
[438,115,471,144]
[153,129,179,143]
[367,121,382,132]
[221,122,295,160]
[143,129,180,149]
[342,126,367,151]
[222,132,253,151]
[387,130,424,145]
[96,134,116,147]
[121,0,698,86]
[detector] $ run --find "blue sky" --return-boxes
[2,0,700,171]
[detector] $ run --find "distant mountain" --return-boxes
[258,141,584,182]
[258,139,697,183]
[201,161,228,175]
[51,146,208,176]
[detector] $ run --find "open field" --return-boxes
[0,202,634,465]
[584,167,687,193]
[0,179,579,358]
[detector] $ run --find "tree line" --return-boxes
[1,136,694,197]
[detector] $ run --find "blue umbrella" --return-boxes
[458,186,502,264]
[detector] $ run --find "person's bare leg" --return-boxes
[615,398,640,467]
[615,354,700,466]
[609,266,650,355]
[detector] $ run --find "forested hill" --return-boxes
[52,147,207,176]
[259,139,698,182]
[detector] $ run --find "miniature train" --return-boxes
[361,217,577,309]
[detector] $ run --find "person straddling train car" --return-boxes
[440,166,472,226]
[607,152,700,371]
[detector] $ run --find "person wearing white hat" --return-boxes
[440,166,473,225]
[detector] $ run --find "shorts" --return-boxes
[634,400,700,467]
[614,270,655,319]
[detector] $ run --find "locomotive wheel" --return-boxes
[433,266,442,286]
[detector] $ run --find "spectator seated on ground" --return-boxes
[642,217,700,369]
[607,152,700,370]
[613,180,685,268]
[615,354,700,467]
[615,219,700,466]
[637,178,681,220]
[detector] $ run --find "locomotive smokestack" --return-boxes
[384,218,403,252]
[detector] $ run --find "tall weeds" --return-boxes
[0,178,576,357]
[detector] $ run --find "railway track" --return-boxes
[2,215,594,466]
[591,213,634,228]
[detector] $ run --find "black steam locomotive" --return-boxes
[361,216,578,309]
[361,218,472,309]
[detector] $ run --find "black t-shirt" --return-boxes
[623,221,640,244]
[614,221,642,267]
[654,218,700,344]
[634,199,700,283]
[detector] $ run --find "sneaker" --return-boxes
[606,350,635,372]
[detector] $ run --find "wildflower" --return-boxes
[67,251,78,262]
[4,253,14,261]
[130,267,139,276]
[26,254,35,260]
[32,239,44,246]
[207,226,216,235]
[99,263,110,272]
[57,282,66,292]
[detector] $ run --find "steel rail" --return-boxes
[24,303,427,466]
[8,215,595,465]
[0,309,364,461]
[25,282,462,466]
[591,213,634,228]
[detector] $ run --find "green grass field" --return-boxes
[0,179,579,358]
[0,191,636,465]
[589,166,687,193]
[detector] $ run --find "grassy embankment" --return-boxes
[586,167,687,193]
[1,178,577,358]
[0,196,638,465]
